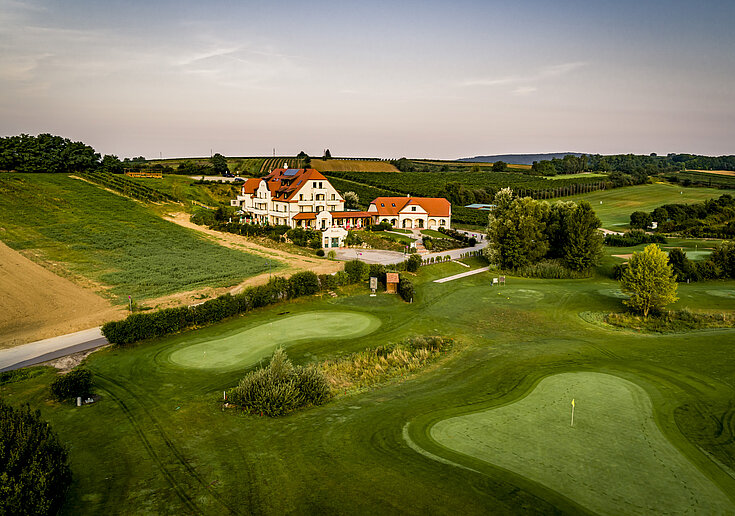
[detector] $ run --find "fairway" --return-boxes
[430,372,735,515]
[168,311,381,370]
[553,183,723,229]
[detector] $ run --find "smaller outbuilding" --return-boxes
[386,273,399,294]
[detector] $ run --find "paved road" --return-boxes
[0,327,108,372]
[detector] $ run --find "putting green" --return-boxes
[430,372,734,515]
[168,311,381,370]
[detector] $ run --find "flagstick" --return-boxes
[571,404,574,426]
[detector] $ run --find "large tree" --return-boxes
[211,153,229,175]
[561,201,603,271]
[0,400,72,515]
[620,244,678,317]
[486,189,549,269]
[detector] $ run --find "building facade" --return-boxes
[368,197,452,229]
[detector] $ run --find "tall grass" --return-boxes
[605,309,734,333]
[319,336,453,392]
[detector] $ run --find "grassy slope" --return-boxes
[2,261,735,514]
[310,159,399,173]
[552,183,724,229]
[125,174,240,208]
[0,174,274,303]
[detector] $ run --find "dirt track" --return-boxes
[0,241,124,349]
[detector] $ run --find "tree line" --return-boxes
[530,153,734,177]
[630,194,735,238]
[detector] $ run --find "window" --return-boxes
[380,203,385,207]
[319,182,323,188]
[440,220,446,225]
[331,194,335,200]
[317,206,323,213]
[299,194,303,201]
[411,206,416,211]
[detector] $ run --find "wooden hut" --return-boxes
[386,273,399,294]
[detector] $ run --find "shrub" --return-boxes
[287,271,320,298]
[0,400,72,515]
[515,259,589,279]
[406,254,422,272]
[327,250,336,260]
[604,230,666,247]
[344,259,369,283]
[368,263,386,284]
[228,348,331,416]
[315,249,325,257]
[50,369,93,401]
[397,276,415,302]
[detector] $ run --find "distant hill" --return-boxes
[458,153,585,165]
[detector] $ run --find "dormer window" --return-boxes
[380,203,384,207]
[411,206,417,211]
[391,203,395,207]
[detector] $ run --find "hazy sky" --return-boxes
[1,0,734,159]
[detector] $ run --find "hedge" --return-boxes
[103,269,349,346]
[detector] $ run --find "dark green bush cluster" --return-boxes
[344,259,370,283]
[604,229,667,247]
[102,272,321,345]
[0,400,72,515]
[636,194,735,238]
[368,221,393,231]
[209,221,294,243]
[285,227,322,249]
[437,227,476,246]
[50,369,93,401]
[315,249,325,257]
[422,235,463,252]
[606,308,733,332]
[228,348,331,416]
[515,259,590,279]
[397,276,415,302]
[667,242,735,282]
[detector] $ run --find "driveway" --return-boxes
[0,327,108,372]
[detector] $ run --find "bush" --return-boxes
[344,259,369,283]
[327,250,336,260]
[515,259,589,279]
[406,254,422,272]
[287,271,320,298]
[228,348,331,416]
[190,209,217,226]
[397,276,415,302]
[50,369,93,401]
[0,400,72,515]
[315,249,325,257]
[604,230,666,247]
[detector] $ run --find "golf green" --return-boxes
[429,372,734,515]
[168,311,381,370]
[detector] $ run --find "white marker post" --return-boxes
[571,398,575,426]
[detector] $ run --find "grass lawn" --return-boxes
[0,174,276,303]
[552,183,723,229]
[420,229,449,238]
[3,260,735,513]
[428,371,733,514]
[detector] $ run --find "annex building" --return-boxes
[368,197,452,229]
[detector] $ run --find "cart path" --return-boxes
[0,327,108,372]
[434,266,490,283]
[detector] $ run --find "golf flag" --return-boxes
[571,398,575,407]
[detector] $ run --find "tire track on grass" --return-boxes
[94,375,201,514]
[95,373,239,515]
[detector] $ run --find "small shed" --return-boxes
[386,273,399,294]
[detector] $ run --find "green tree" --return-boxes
[630,211,653,229]
[211,153,229,175]
[322,149,331,160]
[561,201,603,271]
[492,160,508,172]
[343,191,360,209]
[0,400,73,515]
[486,189,549,269]
[620,244,678,317]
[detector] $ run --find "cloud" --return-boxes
[461,61,587,90]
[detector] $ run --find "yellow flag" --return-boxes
[571,398,575,407]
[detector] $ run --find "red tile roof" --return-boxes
[262,168,330,202]
[330,211,372,219]
[292,212,317,220]
[370,197,451,217]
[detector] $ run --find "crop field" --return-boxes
[0,174,276,303]
[309,159,399,173]
[323,170,607,199]
[551,183,724,229]
[124,174,240,208]
[671,170,735,189]
[3,257,735,514]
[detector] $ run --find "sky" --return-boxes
[1,0,734,159]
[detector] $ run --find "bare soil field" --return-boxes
[0,241,123,349]
[309,159,399,173]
